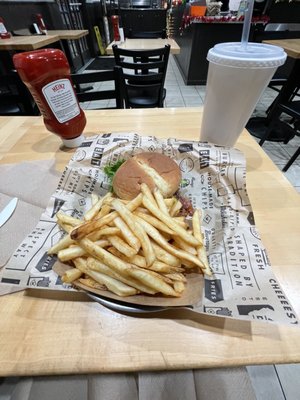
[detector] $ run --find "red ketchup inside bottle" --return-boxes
[111,15,120,42]
[13,48,86,148]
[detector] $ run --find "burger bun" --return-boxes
[112,152,181,200]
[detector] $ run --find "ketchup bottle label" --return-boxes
[42,78,80,124]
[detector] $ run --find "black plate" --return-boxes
[87,292,171,313]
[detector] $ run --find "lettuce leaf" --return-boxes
[104,159,125,180]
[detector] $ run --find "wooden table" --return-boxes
[0,31,89,51]
[106,38,180,55]
[264,38,300,60]
[0,108,300,377]
[0,30,90,74]
[0,35,60,51]
[47,30,89,40]
[0,34,61,75]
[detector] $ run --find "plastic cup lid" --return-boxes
[207,42,287,68]
[62,134,84,148]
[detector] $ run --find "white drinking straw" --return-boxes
[241,0,255,48]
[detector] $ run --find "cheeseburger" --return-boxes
[112,152,182,200]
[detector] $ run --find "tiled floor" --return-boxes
[83,54,300,193]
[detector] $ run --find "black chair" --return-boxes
[112,44,170,108]
[275,98,300,171]
[268,78,287,95]
[127,29,167,39]
[71,67,124,109]
[0,72,39,116]
[283,145,300,172]
[258,86,300,171]
[259,86,300,146]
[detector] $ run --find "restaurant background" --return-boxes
[0,0,300,397]
[0,0,299,75]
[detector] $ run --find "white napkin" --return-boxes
[0,160,60,295]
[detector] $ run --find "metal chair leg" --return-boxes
[282,146,300,172]
[259,122,275,146]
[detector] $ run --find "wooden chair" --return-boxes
[112,44,170,109]
[71,67,124,109]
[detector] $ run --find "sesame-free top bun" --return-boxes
[112,152,182,200]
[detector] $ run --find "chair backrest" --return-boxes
[277,85,300,119]
[0,72,39,116]
[112,44,170,108]
[127,29,167,39]
[70,67,124,109]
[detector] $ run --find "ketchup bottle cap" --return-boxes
[62,134,84,148]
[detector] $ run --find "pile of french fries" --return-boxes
[48,183,211,298]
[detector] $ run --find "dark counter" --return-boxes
[174,22,246,85]
[119,8,167,37]
[173,10,300,86]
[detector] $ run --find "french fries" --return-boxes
[142,196,200,247]
[107,235,137,258]
[134,211,175,235]
[56,212,82,227]
[134,216,205,269]
[74,257,138,297]
[51,183,212,298]
[111,199,155,267]
[58,240,109,262]
[91,193,99,206]
[153,188,169,215]
[192,209,211,275]
[48,234,75,255]
[87,257,156,294]
[113,216,141,252]
[84,192,112,221]
[70,193,143,240]
[62,268,82,283]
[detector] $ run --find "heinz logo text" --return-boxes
[52,83,65,92]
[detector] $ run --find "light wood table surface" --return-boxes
[47,29,89,40]
[264,38,300,59]
[0,108,300,377]
[0,34,60,51]
[106,38,180,55]
[0,30,88,51]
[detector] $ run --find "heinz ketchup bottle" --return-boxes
[13,49,86,148]
[36,13,48,34]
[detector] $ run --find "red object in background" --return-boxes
[0,17,11,39]
[111,15,120,42]
[13,49,86,148]
[36,13,47,34]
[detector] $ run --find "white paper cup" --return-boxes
[200,42,287,147]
